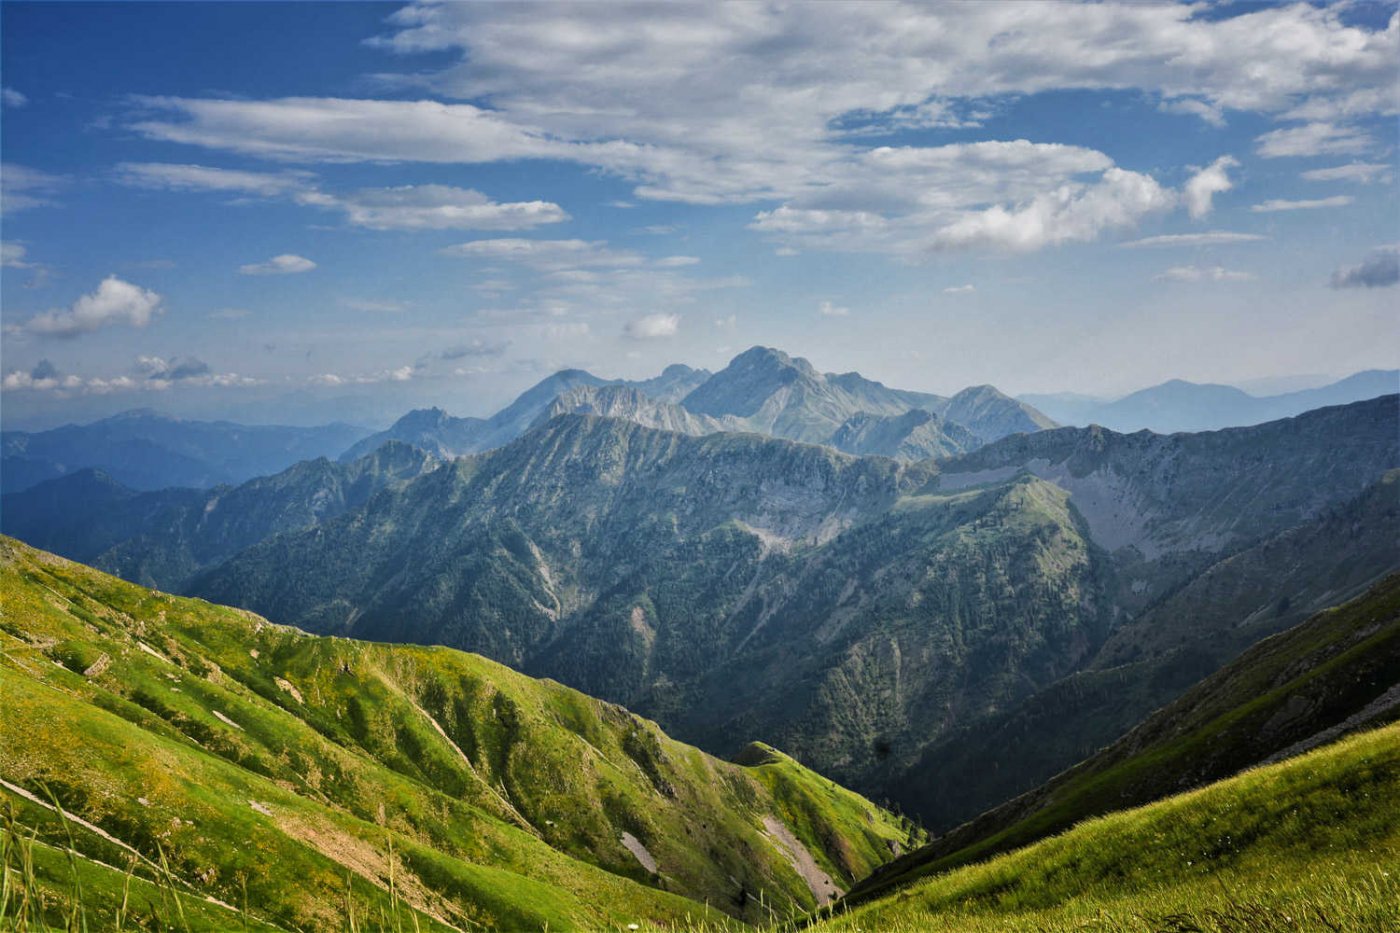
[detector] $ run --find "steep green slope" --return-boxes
[812,723,1399,932]
[883,469,1400,832]
[0,537,915,930]
[852,571,1400,904]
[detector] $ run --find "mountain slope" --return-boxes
[1,410,369,495]
[814,723,1399,931]
[853,570,1400,904]
[882,468,1400,831]
[0,536,917,929]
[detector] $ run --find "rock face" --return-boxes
[339,346,1056,464]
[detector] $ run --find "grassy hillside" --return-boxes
[812,723,1399,931]
[0,536,916,930]
[853,570,1400,903]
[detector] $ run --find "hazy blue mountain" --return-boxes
[1,441,436,589]
[0,409,371,495]
[1022,368,1399,433]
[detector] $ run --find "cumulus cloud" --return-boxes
[1300,163,1391,184]
[2,87,27,108]
[1,163,65,214]
[135,355,213,382]
[1153,265,1255,283]
[624,313,680,339]
[1330,246,1400,289]
[16,276,163,337]
[818,301,850,317]
[1119,231,1268,249]
[1250,195,1353,213]
[3,356,259,394]
[1255,122,1373,158]
[239,254,316,276]
[1183,156,1238,219]
[750,142,1178,256]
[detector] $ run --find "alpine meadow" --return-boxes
[1,2,1397,931]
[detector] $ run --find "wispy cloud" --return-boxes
[1153,265,1254,283]
[1250,195,1353,213]
[239,254,316,276]
[1119,231,1268,249]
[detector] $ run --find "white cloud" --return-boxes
[239,254,316,276]
[309,364,416,387]
[1330,246,1400,289]
[1,241,32,268]
[3,356,259,394]
[296,185,568,231]
[624,312,680,339]
[1300,163,1392,184]
[1250,195,1354,213]
[341,298,408,313]
[441,238,644,270]
[17,276,163,337]
[1158,97,1225,127]
[818,300,850,318]
[117,162,567,232]
[750,142,1176,256]
[1183,156,1238,219]
[115,161,311,196]
[1152,265,1255,283]
[1,163,65,214]
[1255,122,1373,159]
[1119,231,1268,249]
[942,284,975,294]
[130,4,1398,208]
[2,87,27,108]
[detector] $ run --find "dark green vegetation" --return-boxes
[5,395,1396,832]
[810,723,1400,932]
[1,410,370,495]
[852,570,1400,904]
[0,537,917,930]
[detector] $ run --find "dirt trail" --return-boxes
[762,815,842,906]
[620,831,658,873]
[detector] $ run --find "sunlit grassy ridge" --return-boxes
[807,723,1399,932]
[0,536,915,930]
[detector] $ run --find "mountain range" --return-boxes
[1022,368,1398,433]
[0,409,371,495]
[8,389,1395,830]
[343,347,1055,464]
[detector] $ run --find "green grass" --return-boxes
[807,723,1400,932]
[0,536,912,929]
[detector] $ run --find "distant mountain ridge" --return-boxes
[1022,368,1398,433]
[347,346,1054,465]
[1,409,371,495]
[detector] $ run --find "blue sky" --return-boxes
[2,0,1396,428]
